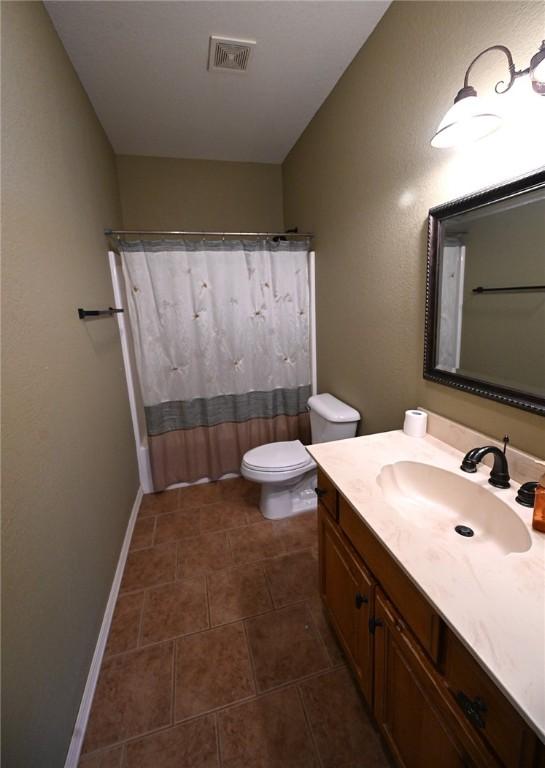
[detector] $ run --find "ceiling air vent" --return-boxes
[208,36,255,73]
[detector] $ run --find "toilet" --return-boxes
[241,393,360,520]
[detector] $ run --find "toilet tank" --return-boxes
[308,393,360,444]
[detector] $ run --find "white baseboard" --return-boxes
[64,486,144,768]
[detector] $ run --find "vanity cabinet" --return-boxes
[315,480,544,768]
[373,589,479,768]
[441,629,538,768]
[318,507,374,704]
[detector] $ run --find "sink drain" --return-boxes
[455,525,474,538]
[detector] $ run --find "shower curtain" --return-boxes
[121,238,311,490]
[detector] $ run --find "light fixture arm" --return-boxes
[432,40,544,148]
[461,44,529,99]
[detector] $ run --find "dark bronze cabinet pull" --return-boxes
[368,617,383,633]
[355,592,368,609]
[314,487,327,498]
[456,691,487,729]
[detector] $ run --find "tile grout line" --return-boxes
[261,558,278,609]
[168,663,347,728]
[213,711,222,768]
[170,638,176,731]
[127,509,317,562]
[135,586,147,650]
[176,691,259,730]
[296,683,325,768]
[204,572,212,630]
[241,618,260,701]
[103,591,337,663]
[151,514,157,547]
[304,597,337,670]
[80,659,346,759]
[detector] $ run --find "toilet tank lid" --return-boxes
[308,393,360,423]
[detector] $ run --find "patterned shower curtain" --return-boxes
[121,238,312,490]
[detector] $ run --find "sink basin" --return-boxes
[377,461,531,556]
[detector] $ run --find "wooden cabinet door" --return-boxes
[316,467,338,520]
[318,507,373,704]
[373,590,481,768]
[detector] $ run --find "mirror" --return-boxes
[424,169,545,416]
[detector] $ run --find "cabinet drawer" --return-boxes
[339,495,441,662]
[443,629,538,768]
[316,467,338,520]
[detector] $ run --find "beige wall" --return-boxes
[1,3,138,766]
[117,154,284,231]
[283,1,545,458]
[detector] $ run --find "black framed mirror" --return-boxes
[424,168,545,416]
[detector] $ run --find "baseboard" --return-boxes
[63,486,144,768]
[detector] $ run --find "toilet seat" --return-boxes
[241,440,316,485]
[242,440,313,473]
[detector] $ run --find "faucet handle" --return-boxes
[502,435,509,454]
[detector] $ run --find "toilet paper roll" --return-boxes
[403,409,428,437]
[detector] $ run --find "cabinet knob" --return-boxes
[355,592,368,609]
[314,487,327,498]
[368,617,383,633]
[456,691,487,729]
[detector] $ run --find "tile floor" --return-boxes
[79,477,390,768]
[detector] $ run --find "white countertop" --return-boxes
[308,430,545,740]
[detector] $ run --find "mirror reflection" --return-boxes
[435,188,545,398]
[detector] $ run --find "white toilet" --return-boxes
[241,393,360,520]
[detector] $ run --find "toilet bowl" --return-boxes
[241,393,360,519]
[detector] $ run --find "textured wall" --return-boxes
[116,154,284,231]
[1,3,138,765]
[283,1,545,457]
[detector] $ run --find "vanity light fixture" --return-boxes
[431,41,545,149]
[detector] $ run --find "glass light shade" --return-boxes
[530,43,545,95]
[431,94,502,149]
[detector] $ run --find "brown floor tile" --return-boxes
[244,504,265,524]
[245,603,330,692]
[228,520,285,565]
[130,517,156,551]
[105,592,145,657]
[78,745,123,767]
[178,481,223,509]
[83,643,173,752]
[218,686,318,768]
[155,509,200,544]
[207,563,272,626]
[220,476,261,505]
[277,511,318,552]
[140,578,209,645]
[265,549,318,607]
[306,596,346,666]
[121,544,176,592]
[174,622,255,721]
[198,500,250,534]
[300,668,389,768]
[176,531,232,580]
[139,490,180,517]
[124,715,219,768]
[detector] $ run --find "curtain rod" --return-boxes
[104,229,313,238]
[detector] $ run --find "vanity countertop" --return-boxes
[308,430,545,741]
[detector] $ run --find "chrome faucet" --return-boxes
[460,435,511,489]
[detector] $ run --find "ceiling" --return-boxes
[45,1,390,164]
